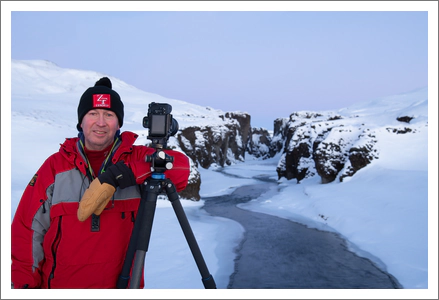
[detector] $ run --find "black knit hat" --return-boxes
[76,77,124,131]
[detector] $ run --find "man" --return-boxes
[11,77,190,288]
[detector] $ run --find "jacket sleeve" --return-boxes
[11,157,54,289]
[128,149,190,192]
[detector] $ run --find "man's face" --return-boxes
[80,109,120,150]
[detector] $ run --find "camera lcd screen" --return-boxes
[150,114,167,136]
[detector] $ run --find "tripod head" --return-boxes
[145,144,174,175]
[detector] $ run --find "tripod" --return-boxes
[116,146,216,289]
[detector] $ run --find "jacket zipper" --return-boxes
[48,216,62,289]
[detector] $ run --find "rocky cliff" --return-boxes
[172,89,428,199]
[168,111,273,200]
[274,112,380,183]
[274,88,428,184]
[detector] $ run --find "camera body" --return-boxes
[143,102,179,147]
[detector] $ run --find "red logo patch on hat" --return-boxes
[93,94,111,108]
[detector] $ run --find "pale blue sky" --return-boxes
[7,3,433,129]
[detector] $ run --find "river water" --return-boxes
[201,180,402,289]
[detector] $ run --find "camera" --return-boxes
[143,102,179,147]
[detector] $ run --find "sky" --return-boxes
[3,59,437,299]
[4,1,435,129]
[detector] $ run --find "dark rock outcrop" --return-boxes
[176,112,275,169]
[275,112,381,184]
[176,114,250,169]
[397,116,413,123]
[247,127,276,159]
[177,156,201,200]
[171,111,275,200]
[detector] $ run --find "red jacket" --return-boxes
[11,131,190,288]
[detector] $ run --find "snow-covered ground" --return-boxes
[3,60,437,299]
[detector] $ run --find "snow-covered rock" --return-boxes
[274,87,428,183]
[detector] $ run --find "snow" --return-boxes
[3,60,437,299]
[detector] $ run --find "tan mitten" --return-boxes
[77,178,116,221]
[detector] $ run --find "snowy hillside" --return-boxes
[11,59,241,135]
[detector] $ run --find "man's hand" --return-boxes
[77,161,136,221]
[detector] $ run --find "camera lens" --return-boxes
[169,118,179,136]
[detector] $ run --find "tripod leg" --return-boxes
[116,192,145,289]
[129,179,161,289]
[164,179,217,289]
